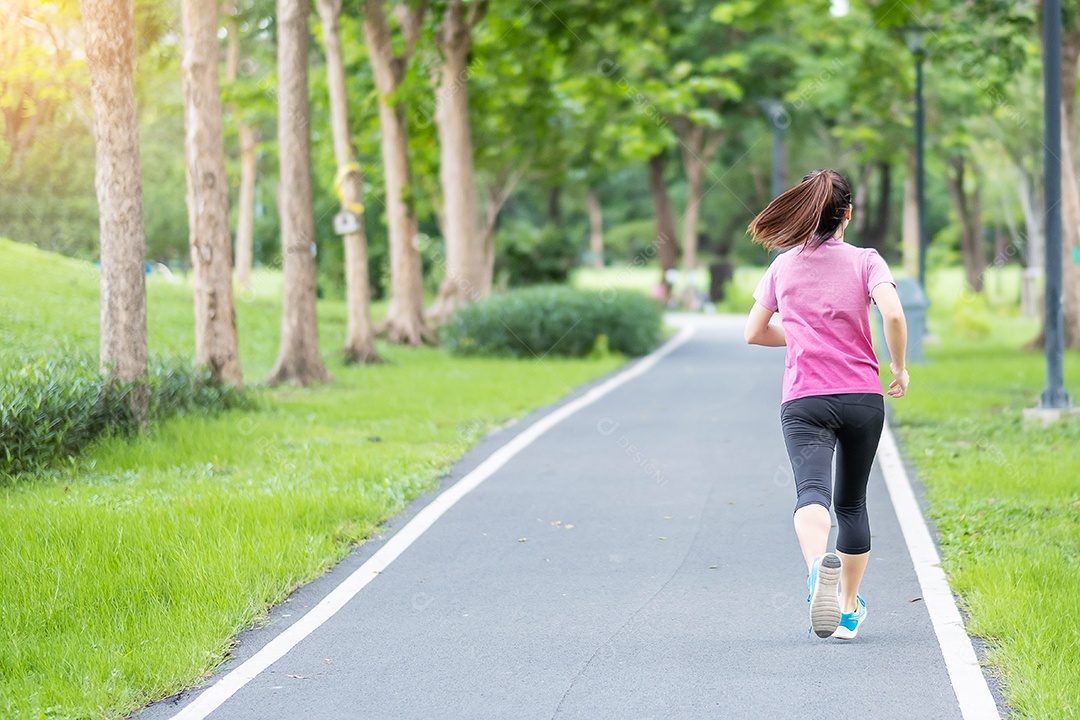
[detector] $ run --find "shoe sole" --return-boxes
[809,553,842,638]
[833,605,867,640]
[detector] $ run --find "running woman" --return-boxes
[743,169,909,640]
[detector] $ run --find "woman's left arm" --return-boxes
[744,302,786,347]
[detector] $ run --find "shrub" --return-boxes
[952,292,994,338]
[1,356,249,479]
[442,286,663,358]
[605,219,666,265]
[494,222,579,288]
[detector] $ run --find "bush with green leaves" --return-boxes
[0,356,249,479]
[605,219,667,265]
[493,222,580,288]
[442,286,663,358]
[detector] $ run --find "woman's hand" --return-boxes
[888,361,909,398]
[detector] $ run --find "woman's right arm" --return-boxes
[744,301,786,347]
[871,282,909,398]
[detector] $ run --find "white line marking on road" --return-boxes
[878,422,1001,720]
[168,325,697,720]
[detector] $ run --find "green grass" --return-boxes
[0,239,376,379]
[0,239,623,718]
[890,271,1080,719]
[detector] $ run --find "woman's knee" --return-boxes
[833,498,866,517]
[795,486,831,512]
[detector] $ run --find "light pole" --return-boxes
[1040,0,1072,409]
[901,27,929,290]
[758,99,787,199]
[758,99,787,264]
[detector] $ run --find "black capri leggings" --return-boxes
[780,393,885,555]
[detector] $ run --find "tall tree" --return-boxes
[586,188,604,268]
[649,152,679,299]
[267,0,331,385]
[671,117,722,306]
[428,0,488,322]
[789,2,914,256]
[1,1,86,166]
[223,0,258,293]
[853,160,892,252]
[361,0,431,345]
[181,0,243,385]
[79,0,148,418]
[1057,16,1080,347]
[316,0,380,363]
[634,1,784,307]
[945,155,987,292]
[467,2,563,292]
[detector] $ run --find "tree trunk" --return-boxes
[267,0,331,386]
[481,189,500,294]
[864,161,891,252]
[1060,26,1080,347]
[478,169,521,295]
[79,0,148,420]
[1018,168,1045,270]
[1018,169,1045,318]
[648,152,678,300]
[853,162,871,238]
[428,0,486,324]
[235,124,257,292]
[748,164,767,208]
[586,188,604,269]
[362,0,430,345]
[547,186,562,227]
[224,0,257,293]
[181,0,243,386]
[855,161,891,251]
[902,151,919,278]
[317,0,380,364]
[676,124,721,309]
[946,155,987,293]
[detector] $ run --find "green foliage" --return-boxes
[441,285,663,358]
[493,221,580,287]
[927,223,964,273]
[0,120,99,259]
[605,219,667,264]
[951,292,994,338]
[0,356,248,479]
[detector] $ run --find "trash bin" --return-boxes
[872,277,928,364]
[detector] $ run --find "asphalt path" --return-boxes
[142,316,973,720]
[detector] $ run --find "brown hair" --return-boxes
[747,169,853,252]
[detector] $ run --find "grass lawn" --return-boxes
[889,273,1080,719]
[0,239,624,718]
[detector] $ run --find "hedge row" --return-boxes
[1,356,248,479]
[441,286,663,358]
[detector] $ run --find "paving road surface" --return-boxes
[141,316,989,720]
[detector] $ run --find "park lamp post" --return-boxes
[1039,0,1072,411]
[758,99,787,264]
[757,99,787,200]
[900,26,929,291]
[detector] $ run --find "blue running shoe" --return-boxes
[806,553,842,638]
[833,595,867,639]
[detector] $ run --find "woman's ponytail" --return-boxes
[747,169,852,252]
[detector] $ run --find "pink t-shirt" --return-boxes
[753,238,895,403]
